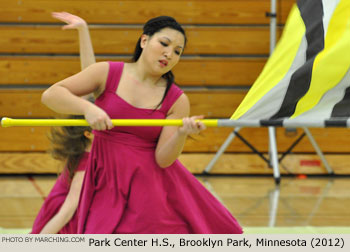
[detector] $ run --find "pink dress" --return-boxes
[31,152,89,234]
[78,61,243,234]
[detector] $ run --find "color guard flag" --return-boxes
[232,0,350,127]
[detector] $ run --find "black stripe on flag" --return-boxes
[331,86,350,117]
[271,0,324,119]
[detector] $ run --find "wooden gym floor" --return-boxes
[1,174,350,233]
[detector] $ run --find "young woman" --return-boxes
[31,12,95,234]
[41,16,243,234]
[31,115,93,234]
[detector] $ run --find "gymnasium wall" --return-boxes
[1,0,349,175]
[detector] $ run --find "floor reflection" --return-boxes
[197,177,350,227]
[0,176,349,229]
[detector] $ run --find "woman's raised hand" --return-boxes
[179,115,206,135]
[84,104,114,131]
[52,12,88,30]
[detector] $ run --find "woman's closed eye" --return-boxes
[160,41,181,55]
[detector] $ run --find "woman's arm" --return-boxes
[44,13,111,130]
[41,62,113,130]
[40,171,85,234]
[52,12,96,70]
[155,94,206,168]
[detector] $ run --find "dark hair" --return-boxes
[132,16,187,108]
[49,114,92,180]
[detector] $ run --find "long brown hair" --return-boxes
[49,115,92,180]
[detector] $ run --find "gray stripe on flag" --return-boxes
[240,36,307,120]
[291,68,350,122]
[322,0,341,39]
[270,0,325,119]
[240,0,341,121]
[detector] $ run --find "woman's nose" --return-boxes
[163,48,172,59]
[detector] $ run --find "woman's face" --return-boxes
[140,28,185,75]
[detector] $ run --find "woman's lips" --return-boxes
[159,60,168,67]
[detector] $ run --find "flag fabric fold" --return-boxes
[231,0,350,127]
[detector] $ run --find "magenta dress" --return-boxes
[31,152,89,234]
[77,61,243,234]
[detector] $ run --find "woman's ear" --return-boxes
[140,34,148,49]
[84,131,94,140]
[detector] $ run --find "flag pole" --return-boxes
[0,117,219,128]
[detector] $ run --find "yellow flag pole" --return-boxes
[0,117,219,127]
[3,117,347,128]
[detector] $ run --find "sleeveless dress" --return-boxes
[77,61,243,234]
[31,152,89,234]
